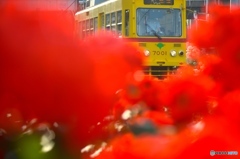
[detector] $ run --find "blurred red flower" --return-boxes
[160,74,215,123]
[217,90,240,124]
[189,5,240,49]
[0,3,144,151]
[177,117,240,159]
[119,76,166,109]
[94,133,191,159]
[142,111,174,126]
[189,5,240,91]
[1,2,240,159]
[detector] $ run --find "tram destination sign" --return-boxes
[144,0,174,5]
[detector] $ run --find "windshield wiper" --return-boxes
[153,31,162,40]
[145,23,162,40]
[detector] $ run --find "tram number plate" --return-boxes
[153,51,167,55]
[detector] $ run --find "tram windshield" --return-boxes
[137,8,182,37]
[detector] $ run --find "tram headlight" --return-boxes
[144,50,150,56]
[179,50,184,56]
[170,50,177,57]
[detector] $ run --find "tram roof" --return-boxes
[75,0,118,15]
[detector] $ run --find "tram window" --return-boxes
[89,19,93,35]
[90,30,94,35]
[86,19,90,30]
[176,12,182,36]
[117,24,122,36]
[94,17,98,32]
[90,19,93,29]
[82,31,85,39]
[82,21,85,38]
[111,12,116,25]
[106,14,110,27]
[125,10,129,36]
[86,20,89,36]
[136,8,182,37]
[111,26,116,32]
[117,11,122,24]
[82,21,86,31]
[117,11,122,36]
[100,13,104,29]
[78,22,82,31]
[79,22,82,38]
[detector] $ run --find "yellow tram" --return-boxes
[75,0,187,79]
